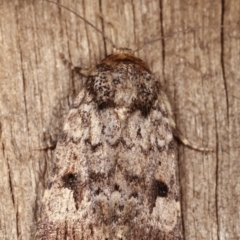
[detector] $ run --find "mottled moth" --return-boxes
[36,1,212,239]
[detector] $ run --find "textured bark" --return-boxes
[0,0,239,239]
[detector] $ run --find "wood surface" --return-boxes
[0,0,239,239]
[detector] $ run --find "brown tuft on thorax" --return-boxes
[102,48,150,72]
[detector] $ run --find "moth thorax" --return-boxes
[113,47,135,56]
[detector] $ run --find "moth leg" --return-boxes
[33,140,57,151]
[60,53,93,77]
[33,144,56,151]
[173,127,213,152]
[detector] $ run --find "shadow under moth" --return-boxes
[36,1,212,239]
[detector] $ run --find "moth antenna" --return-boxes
[44,0,116,48]
[134,25,231,53]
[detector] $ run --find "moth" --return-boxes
[36,1,211,239]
